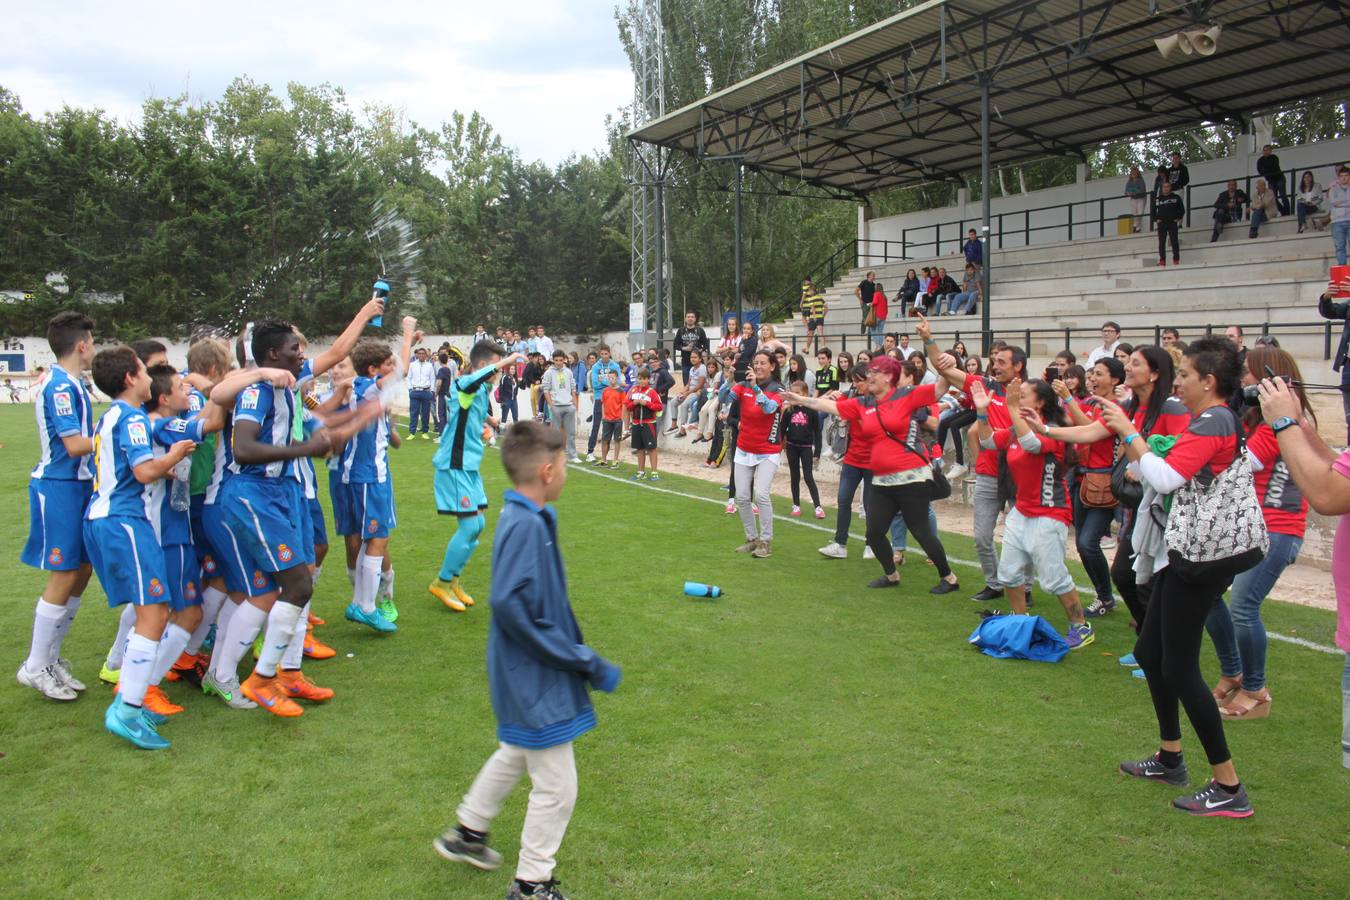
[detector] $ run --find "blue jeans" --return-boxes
[833,463,872,546]
[1072,494,1116,602]
[408,389,434,433]
[1204,531,1303,692]
[1333,219,1350,266]
[1248,208,1267,237]
[946,291,977,315]
[869,317,888,346]
[890,504,938,552]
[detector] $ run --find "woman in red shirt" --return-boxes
[719,350,784,558]
[787,356,958,592]
[972,378,1094,649]
[817,364,871,559]
[1204,347,1313,719]
[1101,337,1255,817]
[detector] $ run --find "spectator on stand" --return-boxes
[818,364,872,559]
[721,350,785,558]
[973,377,1094,648]
[1166,150,1190,193]
[913,267,936,316]
[1105,337,1257,818]
[1330,167,1350,266]
[541,349,580,462]
[691,358,723,443]
[1061,364,1088,402]
[1296,171,1325,233]
[1247,180,1280,238]
[897,334,917,360]
[855,271,877,334]
[1114,342,1135,365]
[759,324,789,357]
[943,263,982,316]
[717,317,743,354]
[1209,180,1249,242]
[625,368,663,480]
[933,267,960,314]
[534,325,554,359]
[671,350,707,436]
[1151,164,1170,219]
[937,356,980,481]
[472,323,488,344]
[434,351,456,433]
[899,269,920,319]
[961,228,983,270]
[407,346,437,438]
[1161,328,1186,352]
[733,322,758,379]
[786,354,810,390]
[1205,346,1312,720]
[1124,166,1148,231]
[1256,144,1289,215]
[675,312,709,383]
[790,356,959,592]
[814,349,839,398]
[800,279,827,355]
[868,281,889,345]
[585,345,623,462]
[568,352,587,395]
[1155,180,1185,267]
[592,371,625,468]
[1086,322,1122,367]
[1253,375,1350,770]
[782,381,825,519]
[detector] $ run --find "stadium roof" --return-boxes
[628,0,1350,198]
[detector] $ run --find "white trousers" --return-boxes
[458,741,578,882]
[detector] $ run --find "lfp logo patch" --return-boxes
[240,388,260,411]
[54,391,73,417]
[148,578,165,598]
[48,547,64,566]
[277,544,294,563]
[127,420,149,446]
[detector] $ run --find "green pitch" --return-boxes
[0,406,1345,898]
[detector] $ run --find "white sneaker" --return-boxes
[52,657,87,692]
[203,671,259,709]
[818,542,848,559]
[724,500,736,514]
[1100,536,1117,550]
[586,453,598,462]
[16,662,77,701]
[946,463,967,480]
[862,546,876,560]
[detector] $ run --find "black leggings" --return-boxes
[1157,220,1179,260]
[785,444,820,507]
[1111,517,1146,632]
[938,408,976,465]
[1133,565,1235,765]
[863,480,952,578]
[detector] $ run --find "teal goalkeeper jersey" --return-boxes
[433,364,498,473]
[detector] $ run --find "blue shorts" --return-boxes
[434,469,488,516]
[350,481,396,539]
[163,543,202,611]
[221,477,307,579]
[201,502,274,597]
[307,497,328,549]
[21,478,92,571]
[328,475,356,537]
[189,493,218,577]
[83,516,169,608]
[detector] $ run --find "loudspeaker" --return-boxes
[1154,33,1191,59]
[1188,25,1222,56]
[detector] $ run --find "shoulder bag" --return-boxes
[876,399,951,501]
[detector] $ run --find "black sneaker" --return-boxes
[929,580,960,595]
[434,832,504,870]
[507,880,569,899]
[1119,752,1189,786]
[1084,597,1116,618]
[1171,780,1253,818]
[867,575,900,588]
[970,586,1003,602]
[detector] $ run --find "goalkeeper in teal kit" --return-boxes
[428,341,524,612]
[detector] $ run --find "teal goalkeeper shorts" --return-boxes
[435,468,488,516]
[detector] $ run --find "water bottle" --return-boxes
[371,279,389,328]
[683,581,723,599]
[170,458,191,512]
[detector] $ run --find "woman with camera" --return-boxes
[1098,337,1258,818]
[1203,347,1313,720]
[787,357,958,592]
[720,350,785,558]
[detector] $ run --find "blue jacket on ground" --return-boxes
[487,490,621,748]
[968,614,1069,663]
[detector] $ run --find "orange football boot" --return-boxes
[277,668,335,702]
[143,684,185,716]
[240,672,304,717]
[308,611,327,627]
[303,628,336,660]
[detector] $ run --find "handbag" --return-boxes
[1110,403,1159,509]
[863,305,877,328]
[876,404,951,501]
[1163,409,1268,581]
[1079,467,1117,508]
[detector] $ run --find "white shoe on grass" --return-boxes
[818,542,847,559]
[17,662,77,701]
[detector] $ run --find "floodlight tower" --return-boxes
[629,0,669,344]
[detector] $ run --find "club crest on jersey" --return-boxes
[277,543,294,563]
[127,420,149,446]
[48,547,63,565]
[240,387,260,411]
[185,582,198,600]
[203,556,217,574]
[367,518,379,534]
[53,391,73,417]
[148,578,165,597]
[460,495,471,509]
[252,570,268,589]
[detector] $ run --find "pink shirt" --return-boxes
[1333,450,1350,652]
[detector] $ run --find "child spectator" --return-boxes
[593,372,625,468]
[784,381,825,519]
[625,368,663,480]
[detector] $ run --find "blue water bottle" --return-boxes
[371,278,389,328]
[683,581,723,598]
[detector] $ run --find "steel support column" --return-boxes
[734,164,743,326]
[979,77,992,355]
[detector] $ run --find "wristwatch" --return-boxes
[1270,416,1298,434]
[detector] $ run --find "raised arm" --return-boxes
[309,297,385,377]
[1259,378,1350,515]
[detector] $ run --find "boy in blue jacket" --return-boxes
[434,420,621,900]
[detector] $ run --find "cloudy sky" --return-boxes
[3,0,635,164]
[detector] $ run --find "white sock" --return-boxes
[215,596,239,645]
[186,587,228,655]
[149,624,191,686]
[49,595,81,661]
[24,599,65,673]
[379,567,395,599]
[120,633,158,707]
[282,603,310,671]
[254,603,303,678]
[211,602,267,683]
[358,554,383,614]
[104,604,138,670]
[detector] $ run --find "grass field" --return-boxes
[0,403,1347,898]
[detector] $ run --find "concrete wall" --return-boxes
[860,135,1350,261]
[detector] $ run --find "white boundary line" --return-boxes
[567,461,1344,657]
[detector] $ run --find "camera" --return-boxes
[1239,374,1294,406]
